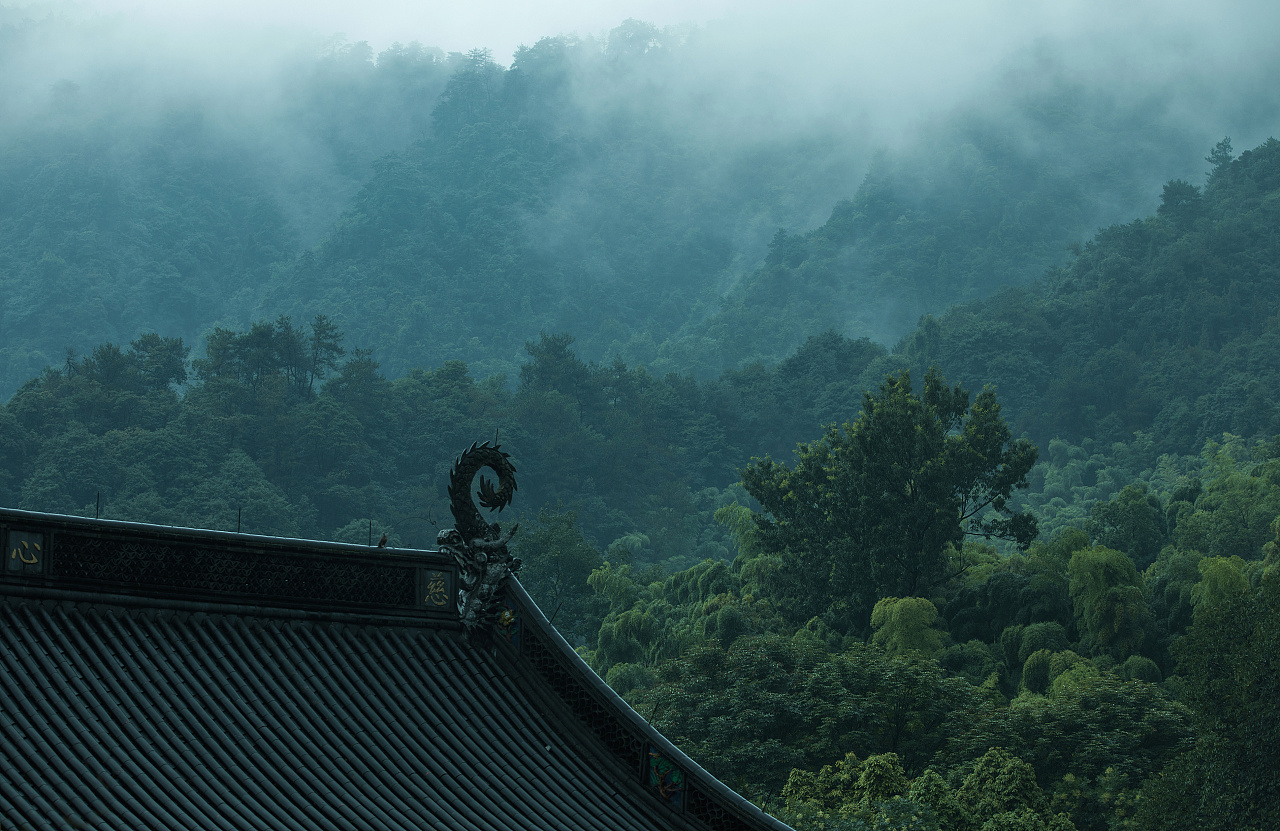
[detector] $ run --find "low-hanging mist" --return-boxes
[1,0,1278,393]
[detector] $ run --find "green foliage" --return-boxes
[1144,545,1200,669]
[956,748,1046,823]
[937,640,1001,687]
[3,44,1279,831]
[602,662,654,697]
[1087,483,1167,569]
[1140,547,1280,831]
[510,507,606,646]
[783,751,862,811]
[979,810,1075,831]
[0,22,443,397]
[194,315,344,398]
[1205,136,1235,183]
[1013,437,1178,545]
[1045,651,1087,682]
[254,31,880,388]
[586,553,788,678]
[1155,179,1202,229]
[901,138,1280,460]
[783,747,1079,831]
[1119,656,1161,684]
[783,751,912,812]
[0,406,26,505]
[1190,555,1251,619]
[944,533,1079,653]
[1172,438,1280,559]
[628,633,979,793]
[871,598,945,658]
[667,83,1205,376]
[741,368,1037,634]
[1068,547,1154,661]
[8,335,189,437]
[717,501,764,561]
[942,672,1191,831]
[907,769,971,831]
[1,299,1247,831]
[780,754,941,831]
[777,795,941,831]
[0,126,296,398]
[850,755,908,805]
[1021,650,1053,695]
[1017,623,1070,666]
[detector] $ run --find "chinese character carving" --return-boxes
[6,531,46,575]
[425,571,449,606]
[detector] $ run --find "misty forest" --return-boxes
[2,3,1280,830]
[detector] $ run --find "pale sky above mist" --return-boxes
[7,0,1277,157]
[61,0,735,59]
[49,0,1280,69]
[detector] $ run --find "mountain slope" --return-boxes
[897,137,1280,454]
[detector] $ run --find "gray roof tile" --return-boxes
[1,508,793,831]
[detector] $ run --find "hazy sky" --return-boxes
[7,0,1278,155]
[57,0,733,59]
[48,0,1280,68]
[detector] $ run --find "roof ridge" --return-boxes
[2,505,795,831]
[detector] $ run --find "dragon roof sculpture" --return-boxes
[436,440,522,637]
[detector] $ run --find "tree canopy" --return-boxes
[739,367,1037,634]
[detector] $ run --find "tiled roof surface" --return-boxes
[0,509,793,831]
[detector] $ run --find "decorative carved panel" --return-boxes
[686,784,753,831]
[50,533,419,608]
[521,615,647,768]
[5,530,45,576]
[647,745,685,808]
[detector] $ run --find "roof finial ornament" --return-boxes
[436,441,520,636]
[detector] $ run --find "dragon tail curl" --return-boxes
[447,440,518,543]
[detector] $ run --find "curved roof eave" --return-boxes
[502,574,797,831]
[0,506,796,831]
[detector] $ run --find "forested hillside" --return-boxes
[260,37,1196,381]
[900,137,1280,454]
[3,136,1279,831]
[0,8,1244,397]
[659,83,1209,373]
[0,13,452,395]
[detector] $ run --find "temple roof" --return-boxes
[0,507,793,831]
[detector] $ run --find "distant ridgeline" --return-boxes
[0,15,1212,398]
[897,136,1280,455]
